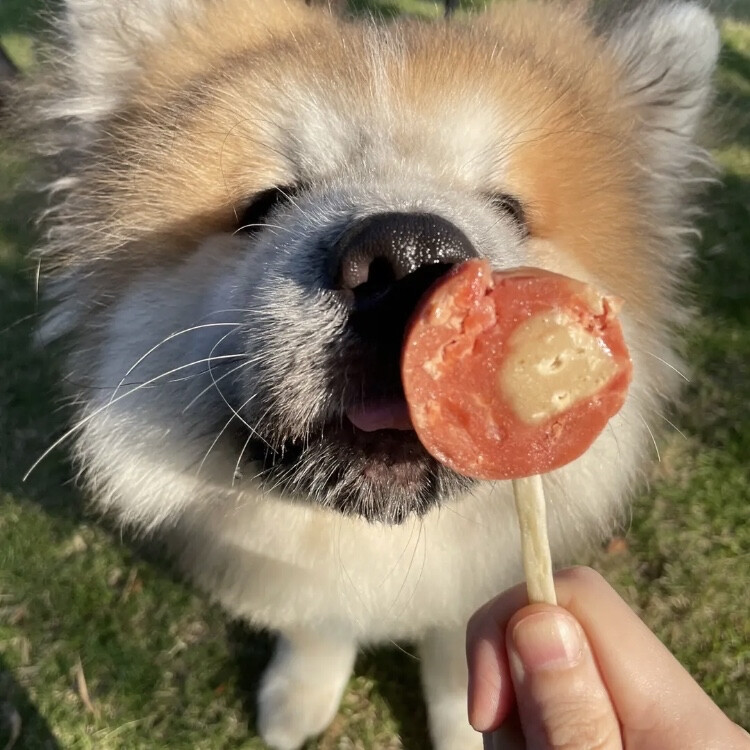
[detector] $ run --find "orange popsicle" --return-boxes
[402,259,632,481]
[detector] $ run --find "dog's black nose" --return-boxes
[332,213,479,388]
[334,212,478,310]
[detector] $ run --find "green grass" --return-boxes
[1,3,749,749]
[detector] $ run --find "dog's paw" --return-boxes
[428,695,485,750]
[420,628,485,750]
[257,634,355,750]
[257,666,345,750]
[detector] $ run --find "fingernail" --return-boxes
[510,611,584,674]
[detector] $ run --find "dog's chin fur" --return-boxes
[241,422,471,524]
[17,1,719,748]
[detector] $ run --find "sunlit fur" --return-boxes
[17,1,718,748]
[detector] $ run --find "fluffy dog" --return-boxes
[19,1,717,747]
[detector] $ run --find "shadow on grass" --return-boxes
[225,626,432,747]
[677,175,750,463]
[700,174,750,326]
[348,0,486,18]
[357,647,431,749]
[0,174,86,526]
[713,0,750,23]
[226,624,432,747]
[349,0,409,19]
[224,622,275,735]
[715,37,750,150]
[0,656,61,750]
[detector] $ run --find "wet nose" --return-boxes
[333,212,479,310]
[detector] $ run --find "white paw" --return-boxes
[428,695,484,750]
[257,667,345,750]
[257,636,354,750]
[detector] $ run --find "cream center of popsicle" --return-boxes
[499,311,618,425]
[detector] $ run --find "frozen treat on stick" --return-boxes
[401,259,632,604]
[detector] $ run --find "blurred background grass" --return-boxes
[0,1,748,748]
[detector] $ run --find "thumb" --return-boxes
[506,605,622,750]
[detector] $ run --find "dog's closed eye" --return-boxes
[487,193,527,235]
[237,185,301,232]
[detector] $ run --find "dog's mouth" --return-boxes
[236,380,468,523]
[345,398,413,432]
[237,396,471,524]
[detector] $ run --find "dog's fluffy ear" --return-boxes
[604,2,719,148]
[59,0,315,121]
[60,0,204,119]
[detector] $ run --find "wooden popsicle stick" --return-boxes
[512,474,557,605]
[482,475,557,749]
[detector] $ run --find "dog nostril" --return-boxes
[333,213,482,357]
[334,212,479,309]
[349,256,398,310]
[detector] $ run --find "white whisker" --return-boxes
[232,222,284,236]
[641,350,690,382]
[23,353,245,481]
[231,432,254,488]
[108,322,241,407]
[206,329,274,451]
[196,391,259,479]
[182,358,253,413]
[389,516,424,615]
[385,640,420,663]
[627,391,688,441]
[639,415,661,463]
[653,412,688,440]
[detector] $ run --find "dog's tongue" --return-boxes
[346,400,414,432]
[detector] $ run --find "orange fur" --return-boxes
[45,1,659,319]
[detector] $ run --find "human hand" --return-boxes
[466,566,750,749]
